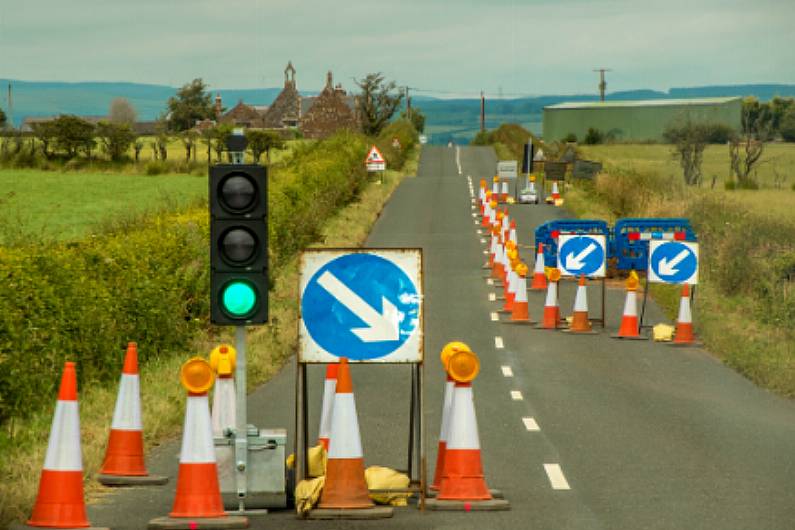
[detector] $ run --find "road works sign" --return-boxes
[497,160,518,179]
[557,234,607,278]
[365,145,386,172]
[648,240,699,285]
[299,249,423,363]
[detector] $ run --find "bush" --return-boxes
[145,160,167,175]
[563,133,577,143]
[584,128,604,145]
[704,123,736,144]
[375,118,418,170]
[724,179,737,190]
[781,107,795,142]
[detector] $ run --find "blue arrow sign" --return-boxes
[649,241,698,284]
[558,235,606,277]
[301,253,420,361]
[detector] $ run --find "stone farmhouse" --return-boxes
[217,61,360,139]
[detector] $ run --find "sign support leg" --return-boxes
[234,325,248,512]
[418,361,426,510]
[601,277,606,329]
[639,276,650,333]
[293,359,306,485]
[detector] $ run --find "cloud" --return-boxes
[0,0,792,94]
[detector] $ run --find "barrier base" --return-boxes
[427,488,503,499]
[503,320,536,326]
[561,328,599,335]
[98,473,169,486]
[304,507,394,520]
[425,498,510,511]
[11,525,110,530]
[147,516,248,529]
[610,334,648,341]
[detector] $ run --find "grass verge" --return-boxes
[0,147,419,527]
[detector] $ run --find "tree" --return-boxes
[0,107,6,128]
[180,130,199,161]
[583,128,604,145]
[96,121,136,161]
[768,96,795,135]
[355,73,404,136]
[166,79,215,132]
[400,107,425,134]
[663,119,710,186]
[49,115,96,158]
[133,139,144,162]
[210,124,234,162]
[779,106,795,142]
[245,129,284,163]
[31,120,59,158]
[729,97,772,188]
[108,97,137,125]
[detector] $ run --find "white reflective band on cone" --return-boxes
[180,395,216,464]
[623,290,637,316]
[509,228,517,244]
[43,401,83,471]
[111,373,143,431]
[211,378,236,437]
[446,386,481,450]
[439,380,455,442]
[678,294,692,323]
[318,379,336,441]
[515,277,527,303]
[327,393,363,459]
[534,252,545,274]
[574,284,588,312]
[507,270,517,296]
[545,281,558,306]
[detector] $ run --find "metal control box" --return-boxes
[215,426,287,509]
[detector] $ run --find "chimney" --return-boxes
[215,93,222,119]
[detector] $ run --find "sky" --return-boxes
[1,0,793,97]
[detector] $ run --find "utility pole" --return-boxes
[405,86,411,120]
[593,68,611,102]
[480,90,485,132]
[7,82,13,129]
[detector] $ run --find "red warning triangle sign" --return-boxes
[365,145,385,164]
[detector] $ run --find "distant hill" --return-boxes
[2,79,794,144]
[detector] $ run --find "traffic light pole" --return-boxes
[234,324,249,511]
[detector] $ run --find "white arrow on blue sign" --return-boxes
[299,249,423,363]
[648,240,698,285]
[557,234,607,278]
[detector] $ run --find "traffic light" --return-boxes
[210,164,268,325]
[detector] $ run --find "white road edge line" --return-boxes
[488,293,496,302]
[544,464,571,490]
[510,390,523,401]
[495,336,504,349]
[501,365,513,377]
[522,417,540,431]
[490,312,499,321]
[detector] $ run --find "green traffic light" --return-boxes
[222,281,257,317]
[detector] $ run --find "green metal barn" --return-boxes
[542,97,742,142]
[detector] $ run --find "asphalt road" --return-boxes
[89,146,795,529]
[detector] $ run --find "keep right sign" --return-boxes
[648,240,699,285]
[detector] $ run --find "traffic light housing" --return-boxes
[210,164,268,325]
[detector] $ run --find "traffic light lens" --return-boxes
[221,228,257,264]
[220,174,256,212]
[222,281,257,317]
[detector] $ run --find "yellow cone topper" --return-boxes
[180,357,215,394]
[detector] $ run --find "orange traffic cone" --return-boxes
[210,344,237,439]
[508,219,517,245]
[501,263,515,313]
[551,181,560,201]
[428,351,508,510]
[478,179,486,215]
[501,210,510,242]
[613,273,647,340]
[170,359,226,518]
[317,358,374,509]
[492,238,505,281]
[98,343,167,486]
[672,285,697,345]
[500,180,509,202]
[492,176,500,203]
[27,362,100,529]
[537,269,561,330]
[509,263,533,324]
[566,275,596,333]
[318,363,338,450]
[481,195,493,227]
[530,243,547,290]
[432,342,471,491]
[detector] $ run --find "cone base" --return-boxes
[425,498,511,511]
[318,458,374,509]
[97,473,169,486]
[611,333,647,340]
[561,328,599,335]
[427,488,504,499]
[13,526,109,530]
[147,516,248,529]
[503,319,536,325]
[305,507,394,520]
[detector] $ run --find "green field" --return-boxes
[579,142,795,190]
[0,169,207,243]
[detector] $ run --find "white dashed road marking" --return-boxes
[487,278,494,285]
[495,336,504,349]
[510,390,523,401]
[544,464,571,490]
[488,293,496,302]
[491,312,499,321]
[501,365,513,377]
[522,417,540,431]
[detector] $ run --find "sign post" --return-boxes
[295,248,425,506]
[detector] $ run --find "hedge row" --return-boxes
[0,126,415,425]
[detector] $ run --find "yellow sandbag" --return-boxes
[653,323,675,342]
[308,444,327,478]
[295,476,325,516]
[365,466,411,506]
[285,453,295,470]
